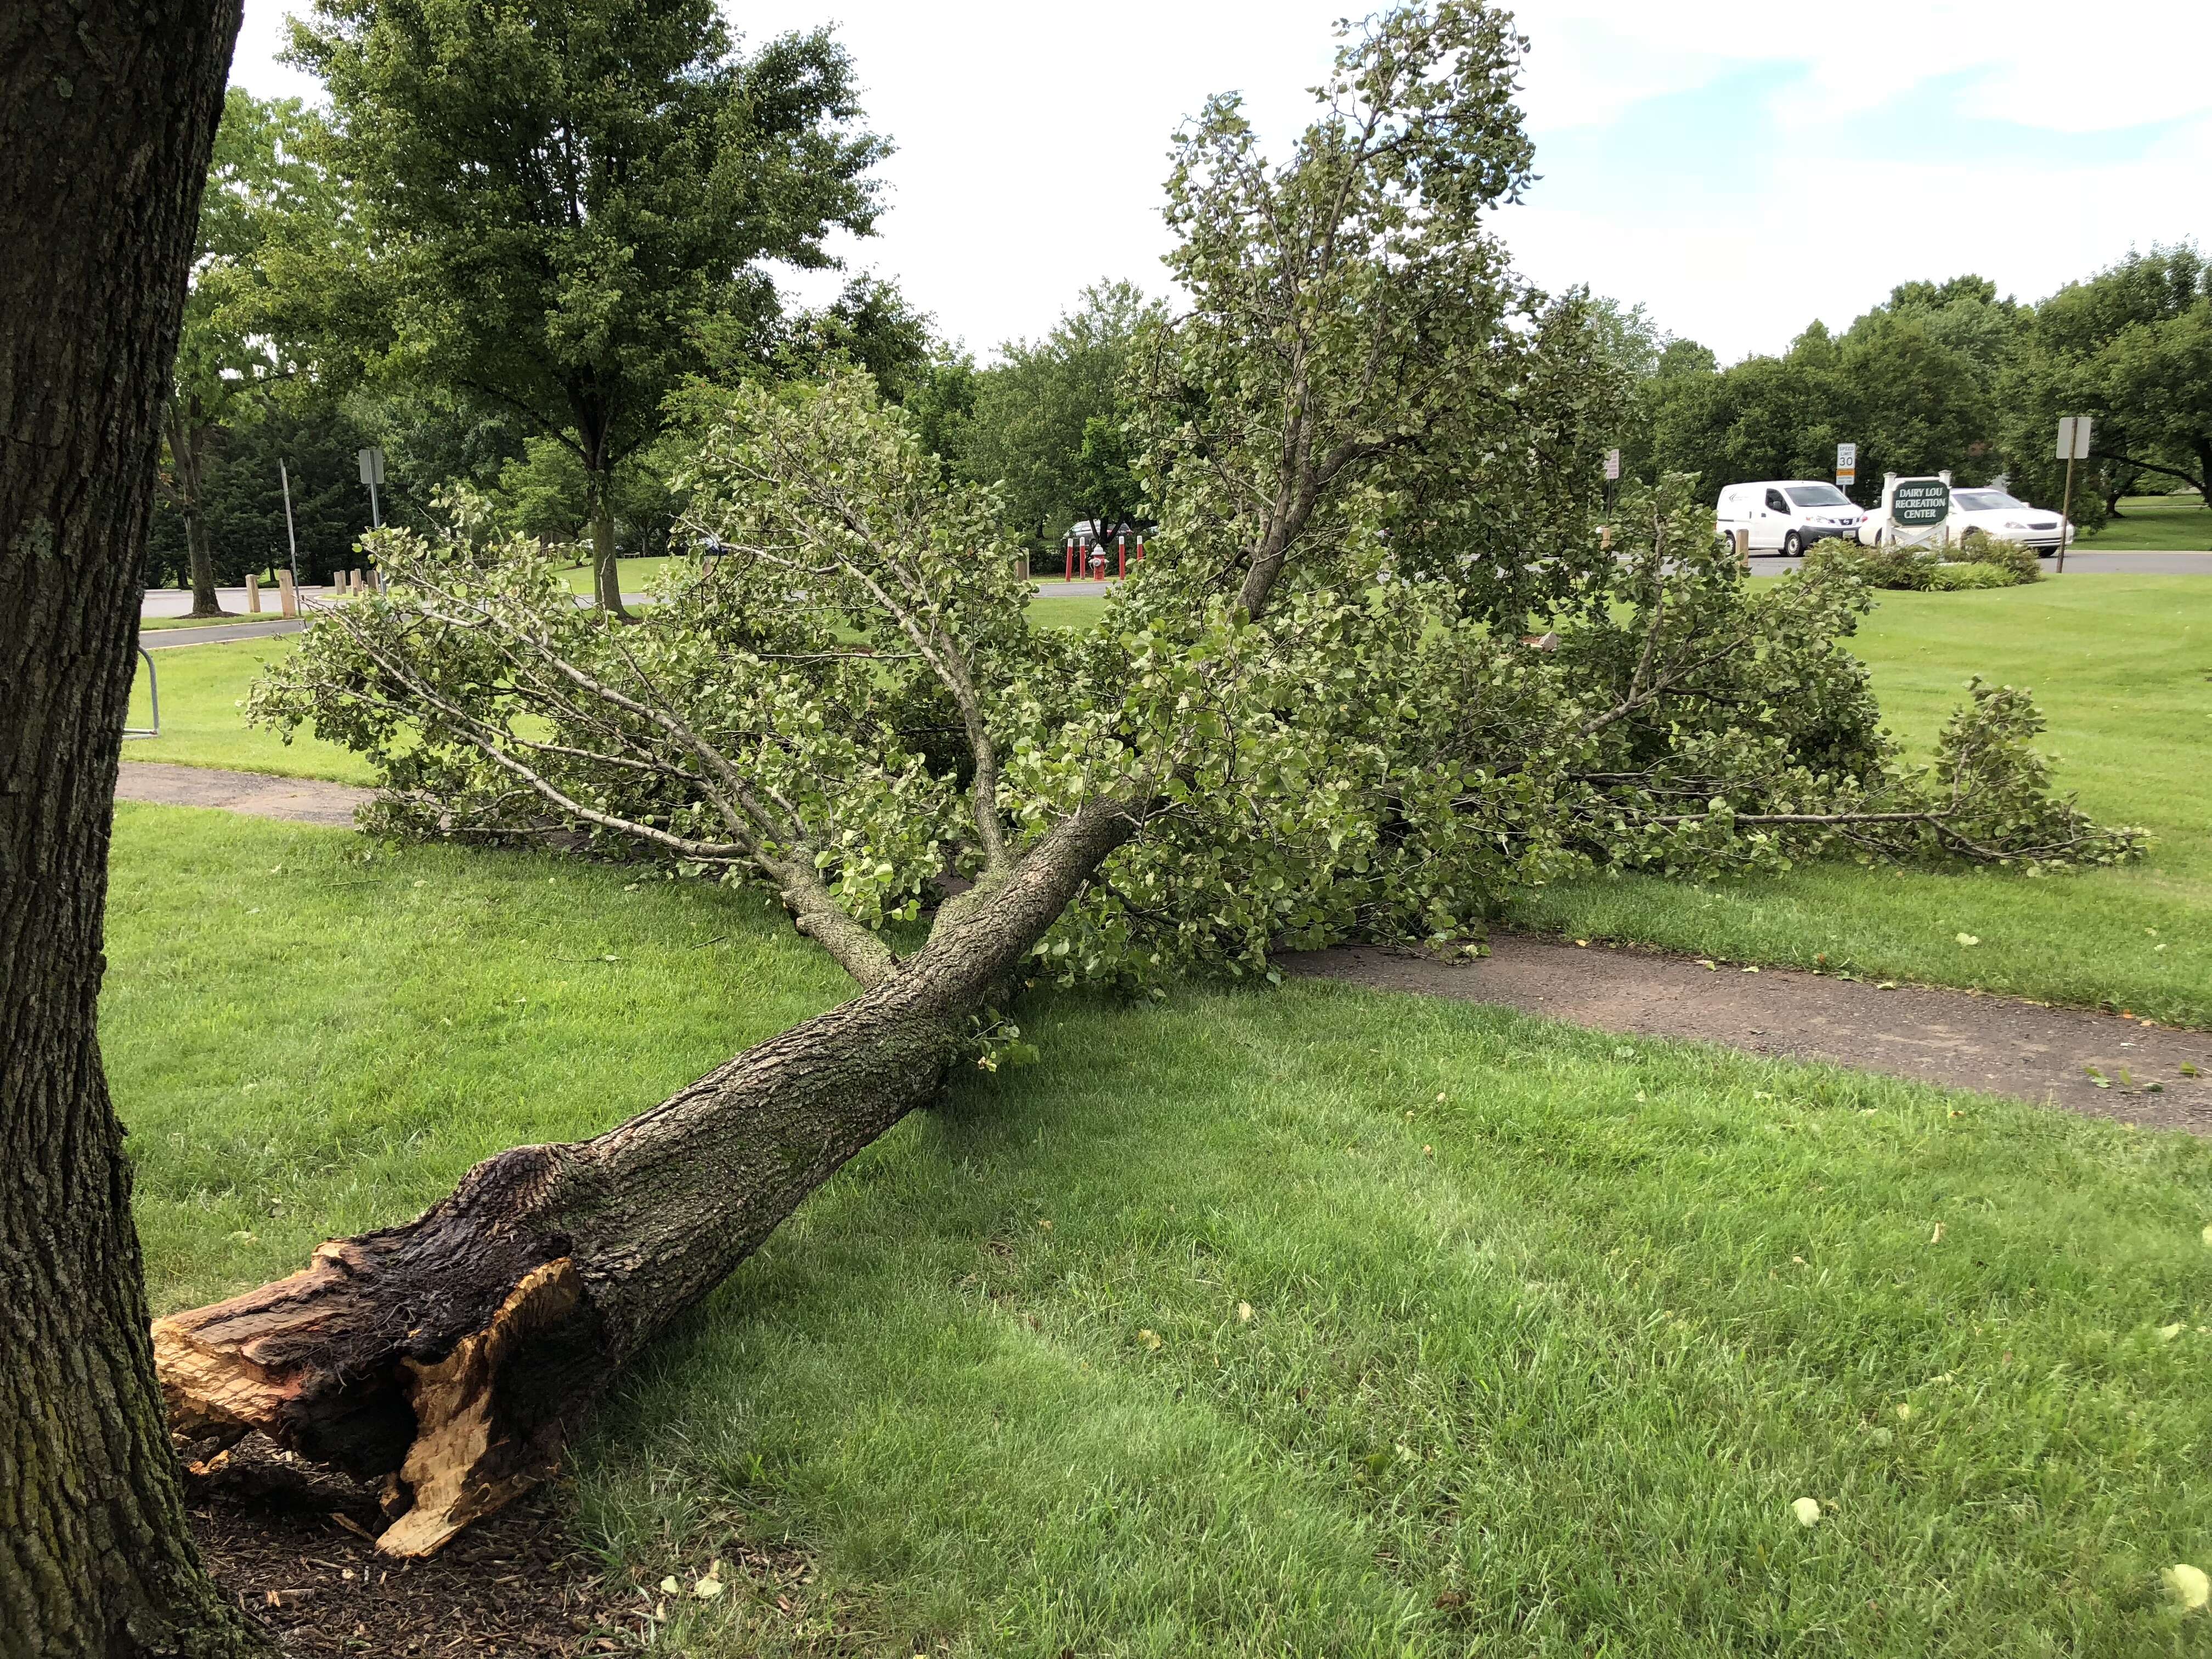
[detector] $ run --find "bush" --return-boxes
[1930,561,2019,590]
[1954,535,2041,582]
[1802,538,1934,590]
[1802,535,2038,592]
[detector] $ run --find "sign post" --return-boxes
[1835,442,1857,492]
[2055,416,2092,574]
[357,445,386,530]
[1603,447,1621,514]
[278,457,302,612]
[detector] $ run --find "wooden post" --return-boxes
[246,574,261,614]
[278,570,297,618]
[351,568,364,594]
[1733,528,1750,569]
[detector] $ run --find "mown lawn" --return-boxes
[2079,493,2211,553]
[1518,575,2212,1026]
[125,638,375,784]
[109,804,2212,1656]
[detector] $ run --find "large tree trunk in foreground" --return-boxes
[1,0,253,1652]
[154,800,1137,1556]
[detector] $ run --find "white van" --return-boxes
[1714,481,1869,556]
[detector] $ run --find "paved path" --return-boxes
[119,761,2211,1132]
[1281,940,2211,1135]
[116,761,371,828]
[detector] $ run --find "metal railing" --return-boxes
[123,645,159,739]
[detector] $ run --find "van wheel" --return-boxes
[1782,531,1804,557]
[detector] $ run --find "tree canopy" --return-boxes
[286,0,888,611]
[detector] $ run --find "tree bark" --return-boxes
[588,483,629,618]
[154,797,1140,1556]
[1,1,258,1654]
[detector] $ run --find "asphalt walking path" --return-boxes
[116,760,2212,1134]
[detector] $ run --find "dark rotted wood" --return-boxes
[155,797,1141,1554]
[0,0,259,1653]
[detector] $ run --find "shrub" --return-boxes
[1930,561,2019,590]
[1954,535,2041,582]
[1802,538,1935,590]
[1803,536,2038,591]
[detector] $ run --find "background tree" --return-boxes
[958,281,1160,553]
[287,0,887,614]
[1634,278,2022,507]
[148,398,375,589]
[1,0,272,1650]
[2002,244,2211,524]
[159,88,338,616]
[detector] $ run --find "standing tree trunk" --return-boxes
[0,1,259,1654]
[588,481,629,619]
[159,398,228,618]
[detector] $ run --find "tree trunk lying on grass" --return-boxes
[155,801,1137,1556]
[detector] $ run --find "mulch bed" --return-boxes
[188,1437,634,1655]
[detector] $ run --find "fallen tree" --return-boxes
[160,1,2141,1559]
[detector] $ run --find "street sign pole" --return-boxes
[1604,447,1620,514]
[279,458,301,603]
[1836,442,1857,494]
[2054,416,2091,575]
[357,445,386,531]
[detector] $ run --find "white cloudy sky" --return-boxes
[227,0,2212,364]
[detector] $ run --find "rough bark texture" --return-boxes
[1,1,255,1652]
[154,798,1139,1556]
[588,487,628,618]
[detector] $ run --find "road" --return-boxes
[138,554,2212,647]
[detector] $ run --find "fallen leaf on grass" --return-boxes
[1955,933,1980,946]
[2158,1323,2186,1341]
[2164,1564,2209,1611]
[659,1577,680,1594]
[1138,1329,1163,1352]
[1237,1302,1253,1323]
[1930,1223,1945,1244]
[1790,1497,1822,1527]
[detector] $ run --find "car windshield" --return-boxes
[1784,485,1849,507]
[1953,491,2023,511]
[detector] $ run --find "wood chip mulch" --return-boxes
[187,1436,636,1655]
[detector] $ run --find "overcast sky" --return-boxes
[227,0,2212,365]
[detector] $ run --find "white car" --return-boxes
[1858,487,2073,556]
[1714,481,1869,556]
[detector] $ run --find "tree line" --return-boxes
[1604,254,2211,528]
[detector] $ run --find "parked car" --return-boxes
[1714,481,1868,556]
[1860,487,2072,556]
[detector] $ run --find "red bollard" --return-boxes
[1116,533,1126,579]
[1063,538,1074,580]
[1135,535,1147,565]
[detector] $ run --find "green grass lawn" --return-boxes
[2077,493,2211,553]
[1519,574,2212,1025]
[556,555,681,595]
[108,803,2212,1655]
[125,639,376,784]
[140,612,278,631]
